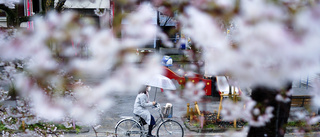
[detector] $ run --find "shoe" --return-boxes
[147,135,156,137]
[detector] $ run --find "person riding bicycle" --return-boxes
[133,86,156,137]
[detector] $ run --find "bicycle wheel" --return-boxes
[115,119,143,137]
[157,119,184,137]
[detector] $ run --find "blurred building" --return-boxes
[0,0,112,28]
[56,0,111,28]
[0,1,27,28]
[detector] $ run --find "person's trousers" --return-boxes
[148,115,155,135]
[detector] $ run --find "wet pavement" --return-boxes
[63,87,222,137]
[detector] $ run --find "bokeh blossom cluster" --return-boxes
[0,3,164,126]
[164,81,205,103]
[179,0,320,89]
[221,94,274,127]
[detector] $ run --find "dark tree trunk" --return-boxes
[247,83,292,137]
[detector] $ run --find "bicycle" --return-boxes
[114,103,184,137]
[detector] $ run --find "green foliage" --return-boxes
[0,121,9,131]
[287,121,307,127]
[75,128,81,134]
[0,121,82,133]
[203,124,217,129]
[193,123,200,128]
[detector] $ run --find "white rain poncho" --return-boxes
[133,93,153,125]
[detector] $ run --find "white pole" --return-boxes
[154,88,158,101]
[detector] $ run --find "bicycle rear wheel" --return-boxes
[115,119,143,137]
[157,119,184,137]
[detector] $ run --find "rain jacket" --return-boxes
[133,93,153,125]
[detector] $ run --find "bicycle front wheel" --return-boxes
[157,119,184,137]
[115,119,143,137]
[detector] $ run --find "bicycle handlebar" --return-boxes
[153,103,161,110]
